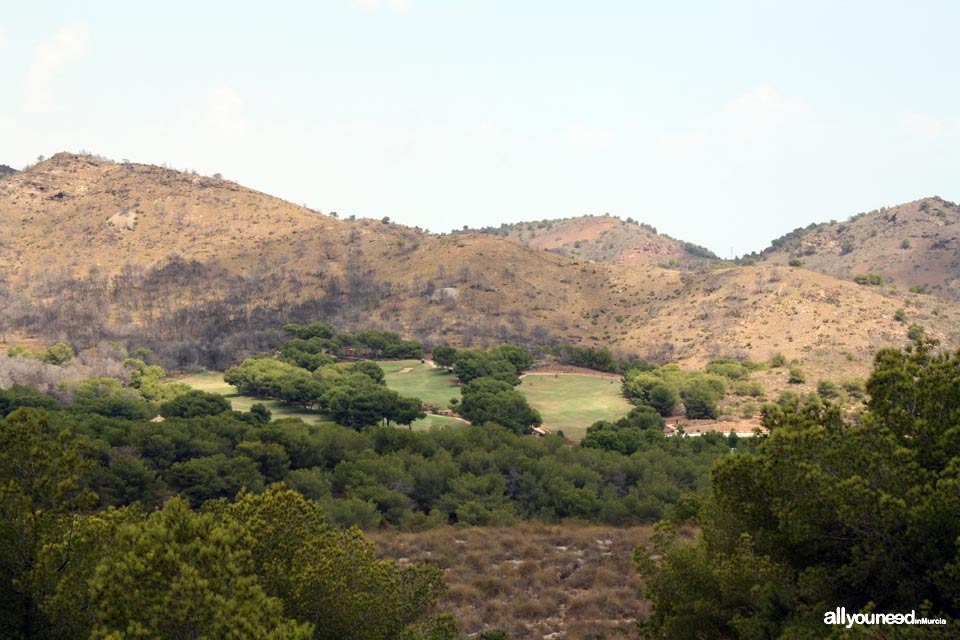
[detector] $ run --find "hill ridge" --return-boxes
[1,151,957,386]
[758,196,960,298]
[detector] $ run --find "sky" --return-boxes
[1,1,957,257]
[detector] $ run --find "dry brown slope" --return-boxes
[622,263,959,380]
[0,152,344,277]
[760,196,960,299]
[463,214,724,268]
[0,154,626,351]
[3,153,958,382]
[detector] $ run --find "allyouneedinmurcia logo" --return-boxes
[824,608,947,628]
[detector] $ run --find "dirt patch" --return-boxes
[397,367,414,374]
[106,209,137,230]
[523,365,622,381]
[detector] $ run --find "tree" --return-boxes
[431,345,457,368]
[159,389,231,418]
[40,342,74,365]
[221,486,447,640]
[0,384,59,417]
[622,371,679,416]
[636,341,960,637]
[681,380,720,420]
[165,454,265,507]
[89,497,313,639]
[490,345,534,373]
[0,409,97,639]
[392,396,426,429]
[458,377,541,434]
[453,351,519,386]
[647,382,679,417]
[348,360,386,385]
[62,378,152,420]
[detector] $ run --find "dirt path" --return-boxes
[521,366,622,381]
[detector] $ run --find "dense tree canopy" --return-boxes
[0,409,452,639]
[458,377,542,435]
[636,340,960,638]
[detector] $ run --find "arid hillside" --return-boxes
[759,197,960,298]
[1,153,956,379]
[0,154,626,364]
[462,214,725,269]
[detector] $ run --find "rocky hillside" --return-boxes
[0,154,626,364]
[759,197,960,299]
[462,214,725,269]
[1,153,957,380]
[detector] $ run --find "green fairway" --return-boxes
[177,372,334,426]
[377,359,461,408]
[519,374,632,441]
[180,369,464,431]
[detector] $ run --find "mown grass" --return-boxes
[519,374,633,441]
[182,366,632,436]
[377,359,461,407]
[178,372,334,425]
[369,523,662,639]
[180,370,463,430]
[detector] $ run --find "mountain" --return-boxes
[0,165,18,179]
[759,197,960,298]
[0,154,628,365]
[1,152,957,383]
[462,214,726,269]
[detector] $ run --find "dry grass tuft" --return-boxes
[370,523,653,639]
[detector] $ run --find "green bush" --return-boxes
[853,273,883,285]
[815,379,840,399]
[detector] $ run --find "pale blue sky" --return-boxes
[2,1,957,256]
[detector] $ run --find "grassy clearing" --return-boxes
[177,372,334,426]
[378,359,462,407]
[370,523,660,639]
[519,374,632,441]
[179,370,463,430]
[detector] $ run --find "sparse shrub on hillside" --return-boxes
[740,401,758,418]
[552,344,624,373]
[853,273,883,285]
[705,358,749,380]
[679,241,718,260]
[909,284,928,294]
[768,352,787,368]
[732,380,764,397]
[816,379,840,399]
[907,323,925,341]
[893,308,907,323]
[788,367,806,384]
[788,257,803,267]
[841,378,866,399]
